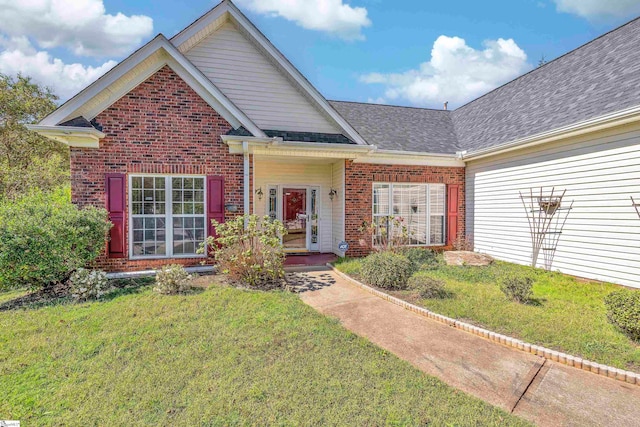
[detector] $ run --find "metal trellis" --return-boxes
[519,187,574,270]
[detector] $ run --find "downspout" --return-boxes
[243,140,250,227]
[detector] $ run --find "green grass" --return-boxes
[0,283,528,426]
[334,257,640,372]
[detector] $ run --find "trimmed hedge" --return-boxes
[360,251,414,290]
[408,272,447,298]
[0,188,111,290]
[605,289,640,341]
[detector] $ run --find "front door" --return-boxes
[283,188,307,250]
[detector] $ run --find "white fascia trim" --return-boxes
[172,1,368,146]
[354,150,464,167]
[39,34,264,137]
[463,104,640,161]
[223,136,375,153]
[26,124,105,148]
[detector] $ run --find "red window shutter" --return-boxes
[447,184,460,246]
[105,173,126,258]
[207,175,225,239]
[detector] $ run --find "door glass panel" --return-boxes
[283,188,307,249]
[310,189,318,245]
[268,187,278,220]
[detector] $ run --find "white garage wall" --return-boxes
[466,124,640,288]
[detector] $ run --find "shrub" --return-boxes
[360,251,414,290]
[408,272,447,298]
[499,273,534,303]
[69,268,110,301]
[604,289,640,341]
[396,247,442,271]
[154,264,192,295]
[0,188,111,291]
[201,215,286,289]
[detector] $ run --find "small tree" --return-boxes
[0,73,68,200]
[200,215,286,289]
[359,215,411,253]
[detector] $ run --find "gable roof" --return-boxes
[37,34,265,137]
[452,16,640,153]
[329,101,459,153]
[171,0,369,145]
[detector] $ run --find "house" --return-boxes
[29,0,640,289]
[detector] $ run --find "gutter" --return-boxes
[463,104,640,161]
[26,124,105,148]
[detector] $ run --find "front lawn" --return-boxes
[334,257,640,373]
[0,281,528,426]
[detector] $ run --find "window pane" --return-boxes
[430,184,445,215]
[144,177,154,188]
[194,179,204,190]
[430,216,444,245]
[155,177,165,188]
[373,184,389,215]
[132,176,142,189]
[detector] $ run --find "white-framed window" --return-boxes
[130,175,206,258]
[372,183,446,246]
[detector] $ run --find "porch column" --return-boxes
[243,140,250,227]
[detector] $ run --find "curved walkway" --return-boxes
[295,268,640,427]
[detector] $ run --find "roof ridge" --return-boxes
[329,99,450,113]
[454,14,640,113]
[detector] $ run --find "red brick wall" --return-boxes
[70,65,248,272]
[344,160,465,257]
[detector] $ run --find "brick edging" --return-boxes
[326,263,640,387]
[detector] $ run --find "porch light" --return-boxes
[255,187,264,200]
[329,188,338,201]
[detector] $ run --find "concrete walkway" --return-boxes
[296,268,640,427]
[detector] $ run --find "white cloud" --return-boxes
[0,37,116,100]
[236,0,371,40]
[0,0,153,57]
[553,0,640,19]
[360,35,531,108]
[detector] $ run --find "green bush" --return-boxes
[69,268,110,301]
[0,188,111,291]
[604,289,640,341]
[408,272,447,298]
[396,247,442,270]
[499,273,534,303]
[360,251,414,290]
[154,264,192,295]
[201,215,286,289]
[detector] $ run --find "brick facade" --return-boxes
[344,160,465,257]
[71,65,248,272]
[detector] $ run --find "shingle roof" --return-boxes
[452,16,640,152]
[329,17,640,155]
[328,101,460,152]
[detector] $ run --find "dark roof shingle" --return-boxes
[452,16,640,152]
[328,101,460,153]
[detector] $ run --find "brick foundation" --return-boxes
[344,160,465,257]
[71,65,249,272]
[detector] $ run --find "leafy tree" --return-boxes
[0,73,69,199]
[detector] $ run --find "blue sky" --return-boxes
[1,0,640,109]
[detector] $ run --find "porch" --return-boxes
[253,156,346,256]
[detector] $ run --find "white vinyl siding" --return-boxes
[466,125,640,289]
[331,161,346,256]
[254,158,335,253]
[184,22,341,134]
